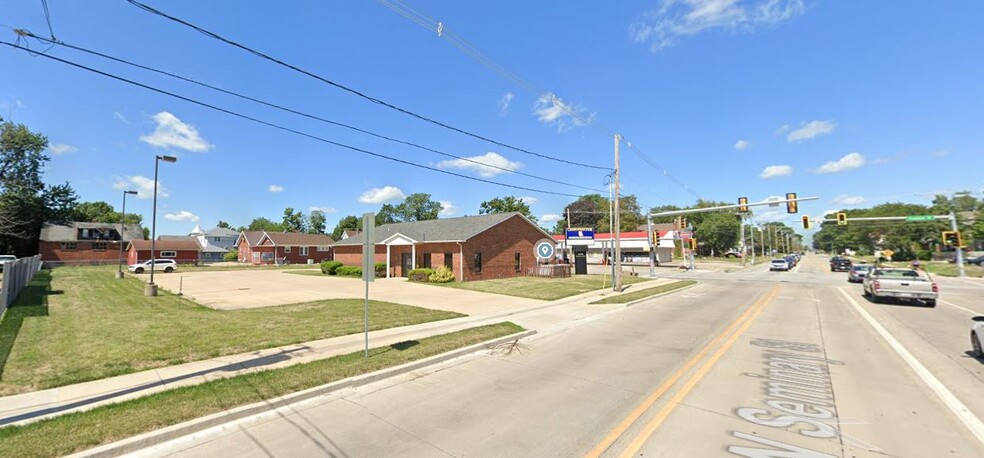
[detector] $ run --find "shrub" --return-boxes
[336,265,363,277]
[223,251,238,262]
[320,260,343,275]
[375,262,386,276]
[429,265,455,283]
[407,268,434,282]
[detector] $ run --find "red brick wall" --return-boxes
[237,239,254,263]
[333,245,387,268]
[280,245,333,265]
[461,215,545,281]
[128,248,200,264]
[40,241,127,263]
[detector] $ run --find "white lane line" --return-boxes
[838,288,984,446]
[941,299,981,316]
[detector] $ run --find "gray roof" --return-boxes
[204,227,240,238]
[334,212,547,246]
[40,222,144,242]
[201,244,231,253]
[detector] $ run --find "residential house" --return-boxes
[236,231,266,263]
[332,212,551,281]
[39,221,144,265]
[127,238,201,264]
[235,231,334,265]
[191,224,240,261]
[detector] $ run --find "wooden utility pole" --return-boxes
[613,134,622,292]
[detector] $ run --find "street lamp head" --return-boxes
[124,190,138,195]
[157,155,178,163]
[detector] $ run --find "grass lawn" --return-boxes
[885,261,984,277]
[0,266,464,396]
[283,270,328,277]
[0,322,524,458]
[176,263,317,272]
[590,281,697,304]
[433,274,648,301]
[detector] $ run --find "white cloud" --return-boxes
[823,209,838,216]
[308,206,337,214]
[268,184,284,193]
[359,186,405,204]
[439,201,458,217]
[630,0,806,51]
[787,120,836,142]
[164,210,200,222]
[139,112,212,152]
[436,152,523,178]
[113,111,129,124]
[533,92,594,132]
[541,214,564,222]
[113,175,167,199]
[498,92,514,117]
[518,196,538,205]
[830,195,865,206]
[760,165,793,179]
[814,152,865,174]
[48,143,78,155]
[734,139,751,150]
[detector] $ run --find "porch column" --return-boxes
[411,244,416,270]
[386,244,391,279]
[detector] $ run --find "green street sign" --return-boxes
[905,215,935,222]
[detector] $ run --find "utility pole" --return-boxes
[613,134,622,292]
[739,215,746,267]
[950,209,966,277]
[647,216,655,277]
[749,223,756,265]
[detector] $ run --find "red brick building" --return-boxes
[235,231,334,265]
[332,212,551,281]
[127,238,201,264]
[39,222,144,265]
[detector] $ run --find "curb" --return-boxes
[70,329,537,458]
[617,281,701,307]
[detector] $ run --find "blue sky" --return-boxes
[1,1,982,237]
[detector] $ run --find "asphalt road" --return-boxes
[136,255,984,458]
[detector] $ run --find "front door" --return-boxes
[401,253,412,277]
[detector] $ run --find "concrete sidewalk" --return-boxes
[0,277,679,428]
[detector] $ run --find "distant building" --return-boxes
[190,224,239,261]
[235,231,334,265]
[127,239,201,265]
[553,231,676,265]
[39,222,144,265]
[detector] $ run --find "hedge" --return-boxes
[407,268,434,282]
[336,265,363,277]
[429,265,455,283]
[320,260,343,275]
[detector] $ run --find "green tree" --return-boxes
[72,201,142,224]
[693,211,741,255]
[331,215,361,240]
[376,204,399,226]
[282,207,305,233]
[308,211,327,234]
[217,220,231,229]
[479,196,536,221]
[247,217,283,232]
[551,193,647,234]
[394,193,442,222]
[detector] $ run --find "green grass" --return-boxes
[432,274,648,301]
[0,266,464,395]
[590,281,697,304]
[0,322,524,458]
[283,269,329,277]
[177,263,318,272]
[884,261,984,277]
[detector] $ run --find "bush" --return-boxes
[429,265,455,283]
[320,260,343,275]
[375,262,386,276]
[407,268,434,282]
[223,251,238,262]
[336,265,363,277]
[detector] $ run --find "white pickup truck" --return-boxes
[862,268,938,307]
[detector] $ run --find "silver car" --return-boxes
[847,264,872,283]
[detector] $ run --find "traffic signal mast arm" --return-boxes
[819,215,953,223]
[648,196,819,218]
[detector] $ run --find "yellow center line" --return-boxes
[584,286,780,458]
[616,286,780,458]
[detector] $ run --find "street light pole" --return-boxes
[146,155,177,297]
[116,190,138,279]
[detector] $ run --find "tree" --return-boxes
[376,204,399,226]
[394,193,442,222]
[479,196,536,222]
[331,215,361,240]
[247,217,283,232]
[72,200,142,224]
[217,220,231,229]
[282,207,305,233]
[693,211,740,256]
[550,193,647,234]
[308,211,327,234]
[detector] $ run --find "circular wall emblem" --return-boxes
[535,239,556,260]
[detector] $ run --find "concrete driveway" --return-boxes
[142,269,544,315]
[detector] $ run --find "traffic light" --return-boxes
[836,212,847,226]
[801,215,811,229]
[943,231,962,247]
[651,230,658,245]
[786,193,798,213]
[690,238,698,250]
[738,197,749,213]
[681,216,688,229]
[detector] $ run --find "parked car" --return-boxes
[965,255,984,266]
[972,316,984,358]
[847,264,872,283]
[830,257,852,272]
[862,268,938,307]
[770,259,790,271]
[127,259,177,274]
[0,254,16,272]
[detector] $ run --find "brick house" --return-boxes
[127,238,201,264]
[235,231,334,265]
[332,212,552,281]
[39,222,144,265]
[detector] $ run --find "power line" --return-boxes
[0,39,586,198]
[376,0,703,200]
[124,0,610,172]
[16,31,605,194]
[40,0,55,40]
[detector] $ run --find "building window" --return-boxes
[444,253,453,268]
[92,242,108,251]
[61,242,77,251]
[474,253,482,273]
[284,246,291,253]
[317,245,330,252]
[515,253,521,272]
[160,251,177,258]
[423,253,431,269]
[300,246,309,256]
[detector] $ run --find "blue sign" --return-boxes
[566,229,595,240]
[535,240,556,260]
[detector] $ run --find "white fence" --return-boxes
[1,255,43,315]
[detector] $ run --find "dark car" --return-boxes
[830,257,852,272]
[966,255,984,266]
